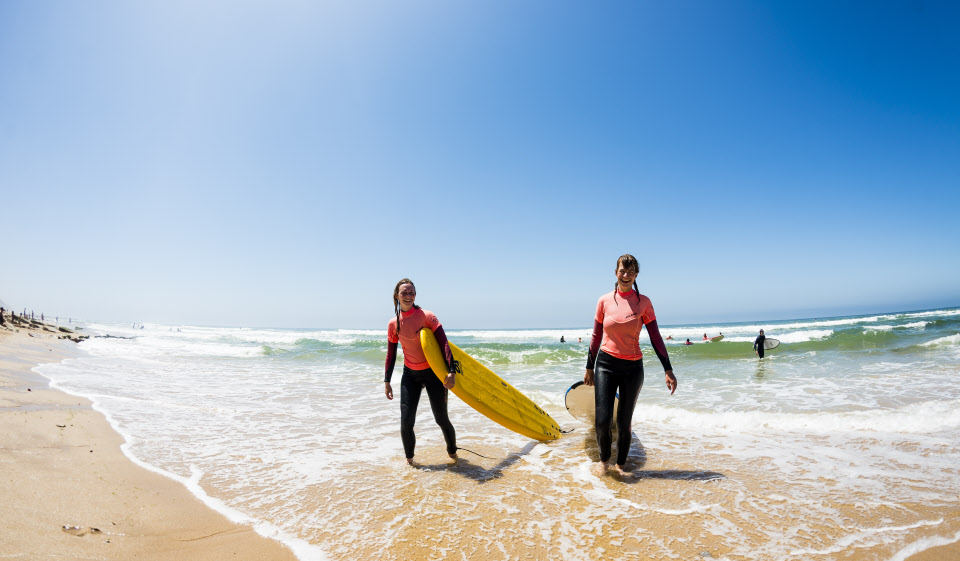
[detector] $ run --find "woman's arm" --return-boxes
[433,326,457,389]
[645,319,677,394]
[584,320,603,385]
[384,341,398,399]
[433,326,455,373]
[645,319,673,372]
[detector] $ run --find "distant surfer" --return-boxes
[703,333,708,341]
[560,336,566,343]
[583,254,677,477]
[685,339,693,345]
[754,329,766,359]
[383,279,458,465]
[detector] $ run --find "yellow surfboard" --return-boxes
[420,329,561,441]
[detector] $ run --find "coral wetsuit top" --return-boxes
[388,307,441,370]
[384,307,455,383]
[595,290,656,360]
[586,290,673,371]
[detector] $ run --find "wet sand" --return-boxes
[0,325,296,560]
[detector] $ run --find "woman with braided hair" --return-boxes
[384,278,458,465]
[583,254,677,476]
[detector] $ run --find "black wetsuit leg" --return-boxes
[422,369,457,455]
[399,367,423,459]
[594,351,644,465]
[399,366,457,459]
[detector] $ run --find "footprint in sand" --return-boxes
[61,526,102,537]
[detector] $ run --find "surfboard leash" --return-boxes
[455,446,496,460]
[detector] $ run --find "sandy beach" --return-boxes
[0,320,296,560]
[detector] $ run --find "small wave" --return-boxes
[901,309,960,320]
[866,322,929,332]
[721,330,833,344]
[920,333,960,348]
[464,345,584,366]
[634,400,960,434]
[451,329,591,340]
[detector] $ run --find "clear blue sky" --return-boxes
[2,1,958,328]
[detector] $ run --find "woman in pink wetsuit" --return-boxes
[583,254,678,477]
[384,278,458,465]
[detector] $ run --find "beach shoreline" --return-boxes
[3,312,959,560]
[0,322,297,561]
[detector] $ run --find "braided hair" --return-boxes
[613,253,640,304]
[393,278,421,337]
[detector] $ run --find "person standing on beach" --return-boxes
[754,329,766,359]
[384,278,458,465]
[583,254,677,477]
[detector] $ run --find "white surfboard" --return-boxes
[564,381,618,425]
[763,338,780,350]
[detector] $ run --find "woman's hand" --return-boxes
[584,369,595,386]
[385,382,393,400]
[664,370,677,394]
[443,372,456,389]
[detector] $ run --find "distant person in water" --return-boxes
[561,336,566,343]
[583,254,677,477]
[685,339,693,345]
[383,278,458,465]
[703,333,708,341]
[754,329,766,359]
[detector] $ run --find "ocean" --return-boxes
[36,307,960,560]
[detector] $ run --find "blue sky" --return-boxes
[2,1,958,329]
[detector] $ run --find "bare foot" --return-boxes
[406,457,414,466]
[614,464,630,477]
[449,453,459,462]
[591,461,609,477]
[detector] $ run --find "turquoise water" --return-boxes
[36,307,960,560]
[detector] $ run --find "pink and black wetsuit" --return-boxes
[586,289,673,466]
[385,306,457,459]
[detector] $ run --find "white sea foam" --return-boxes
[921,333,960,347]
[790,518,945,557]
[889,528,960,561]
[632,400,960,435]
[865,321,929,332]
[901,308,960,319]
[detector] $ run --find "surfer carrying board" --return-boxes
[754,329,766,359]
[384,279,458,465]
[584,254,677,477]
